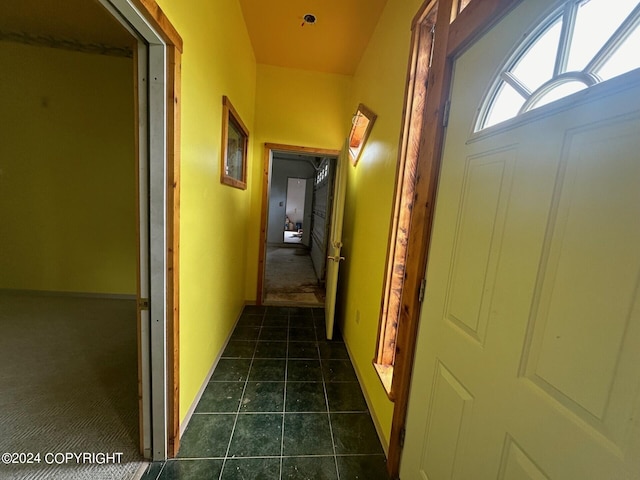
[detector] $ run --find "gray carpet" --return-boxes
[0,291,145,479]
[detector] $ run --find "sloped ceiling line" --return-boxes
[0,31,133,58]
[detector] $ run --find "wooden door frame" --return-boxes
[257,143,340,305]
[105,0,182,459]
[132,0,182,458]
[386,0,524,477]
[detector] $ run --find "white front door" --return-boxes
[400,1,640,478]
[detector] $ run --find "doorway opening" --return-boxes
[0,0,143,476]
[97,0,183,460]
[0,0,182,463]
[258,144,340,306]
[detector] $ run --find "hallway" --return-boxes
[140,305,389,479]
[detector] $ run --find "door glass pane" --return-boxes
[567,0,638,72]
[511,19,562,91]
[531,81,588,109]
[477,0,640,132]
[485,83,526,128]
[596,23,640,80]
[458,0,472,13]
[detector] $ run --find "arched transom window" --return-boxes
[477,0,640,131]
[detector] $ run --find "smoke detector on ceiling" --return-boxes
[301,13,317,26]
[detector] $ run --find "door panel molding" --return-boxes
[419,359,474,479]
[445,147,516,345]
[521,112,640,449]
[497,434,550,480]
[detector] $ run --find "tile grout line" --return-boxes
[163,452,384,461]
[217,308,264,480]
[278,312,291,480]
[316,315,341,480]
[152,460,166,480]
[164,307,388,479]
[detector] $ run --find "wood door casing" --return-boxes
[257,144,340,304]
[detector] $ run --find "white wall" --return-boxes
[267,158,315,244]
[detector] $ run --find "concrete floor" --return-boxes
[264,246,325,305]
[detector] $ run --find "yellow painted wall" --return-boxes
[155,0,257,422]
[245,64,352,299]
[0,0,435,449]
[0,42,136,295]
[337,0,425,448]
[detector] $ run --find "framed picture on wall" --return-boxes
[221,95,249,190]
[348,103,377,166]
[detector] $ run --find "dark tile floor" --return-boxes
[140,305,390,480]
